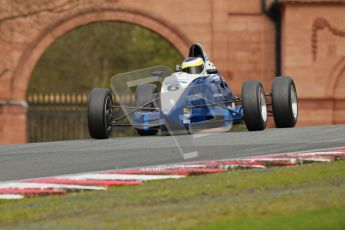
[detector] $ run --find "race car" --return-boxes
[87,43,298,139]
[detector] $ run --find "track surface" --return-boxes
[0,125,345,182]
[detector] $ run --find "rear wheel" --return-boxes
[88,88,113,139]
[135,84,159,136]
[241,80,267,131]
[272,76,298,128]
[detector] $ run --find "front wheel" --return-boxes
[271,76,298,128]
[241,80,267,131]
[87,88,113,139]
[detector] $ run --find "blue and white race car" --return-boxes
[87,43,298,138]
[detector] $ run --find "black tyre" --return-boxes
[241,80,267,131]
[135,84,159,136]
[87,88,113,139]
[272,76,298,128]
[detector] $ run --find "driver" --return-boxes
[181,57,206,75]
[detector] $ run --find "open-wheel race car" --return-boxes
[87,43,298,139]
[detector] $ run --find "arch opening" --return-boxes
[22,9,190,142]
[29,21,183,93]
[13,8,190,100]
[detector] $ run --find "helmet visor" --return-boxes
[181,65,204,74]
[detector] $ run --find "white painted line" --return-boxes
[61,174,184,181]
[142,163,266,171]
[301,157,332,162]
[178,164,208,168]
[248,157,298,162]
[248,156,332,163]
[239,148,345,162]
[224,164,266,169]
[163,164,208,169]
[136,148,345,172]
[300,151,343,155]
[0,194,24,200]
[140,164,208,171]
[0,182,105,191]
[286,146,345,154]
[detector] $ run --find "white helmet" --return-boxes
[181,57,205,74]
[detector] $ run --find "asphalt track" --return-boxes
[0,125,345,182]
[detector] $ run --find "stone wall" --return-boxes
[281,2,345,125]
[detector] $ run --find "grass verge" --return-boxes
[0,161,345,229]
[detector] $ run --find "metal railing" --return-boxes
[26,92,135,143]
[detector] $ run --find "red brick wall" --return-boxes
[0,104,27,144]
[281,3,345,126]
[227,14,275,95]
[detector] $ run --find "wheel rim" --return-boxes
[291,85,298,120]
[259,88,268,122]
[104,97,112,132]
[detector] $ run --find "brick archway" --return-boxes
[12,8,191,100]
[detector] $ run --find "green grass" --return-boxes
[1,161,345,229]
